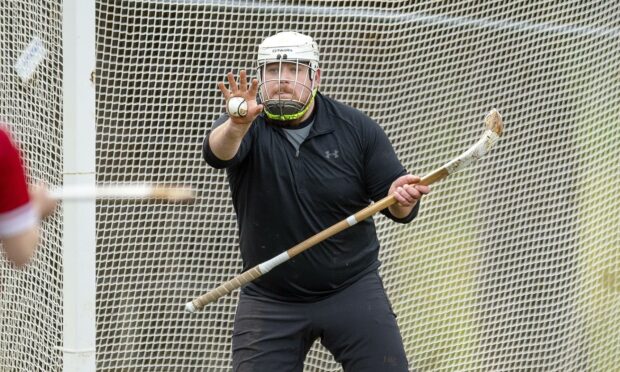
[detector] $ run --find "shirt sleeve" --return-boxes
[363,121,419,224]
[202,113,255,169]
[0,128,37,237]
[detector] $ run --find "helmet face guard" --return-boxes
[256,59,318,121]
[256,32,320,122]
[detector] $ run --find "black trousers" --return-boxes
[232,270,409,372]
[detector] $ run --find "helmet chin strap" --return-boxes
[263,88,317,122]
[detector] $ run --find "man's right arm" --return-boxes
[202,114,257,169]
[208,117,252,161]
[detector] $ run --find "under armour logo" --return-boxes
[324,150,339,159]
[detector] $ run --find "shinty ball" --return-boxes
[227,97,248,118]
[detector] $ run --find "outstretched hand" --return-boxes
[217,70,264,126]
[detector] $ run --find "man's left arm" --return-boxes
[363,121,430,223]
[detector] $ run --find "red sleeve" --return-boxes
[0,127,31,213]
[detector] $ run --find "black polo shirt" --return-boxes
[203,92,419,301]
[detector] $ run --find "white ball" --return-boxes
[227,97,248,118]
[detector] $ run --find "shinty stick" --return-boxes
[186,109,504,313]
[50,184,195,202]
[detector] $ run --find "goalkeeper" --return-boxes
[203,31,429,371]
[0,126,56,267]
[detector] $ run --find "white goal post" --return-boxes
[0,1,618,372]
[61,0,96,371]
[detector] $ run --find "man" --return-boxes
[0,126,56,267]
[203,31,430,371]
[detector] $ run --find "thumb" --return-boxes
[251,104,264,117]
[398,175,420,187]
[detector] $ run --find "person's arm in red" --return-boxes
[0,128,56,267]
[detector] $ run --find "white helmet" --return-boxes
[256,32,320,121]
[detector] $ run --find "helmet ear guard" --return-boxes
[256,32,320,121]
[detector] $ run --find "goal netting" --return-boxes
[1,1,618,371]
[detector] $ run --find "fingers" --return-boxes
[217,72,242,101]
[219,71,261,100]
[250,103,264,117]
[248,77,260,97]
[415,184,431,195]
[226,72,239,93]
[217,82,230,100]
[391,175,431,207]
[221,70,252,94]
[239,70,248,92]
[395,174,420,187]
[393,184,419,206]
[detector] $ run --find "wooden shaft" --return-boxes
[50,184,194,201]
[420,168,449,186]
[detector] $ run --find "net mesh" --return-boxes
[2,1,619,371]
[0,1,63,371]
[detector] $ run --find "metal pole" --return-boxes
[62,0,96,370]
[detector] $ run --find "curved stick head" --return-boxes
[485,109,504,136]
